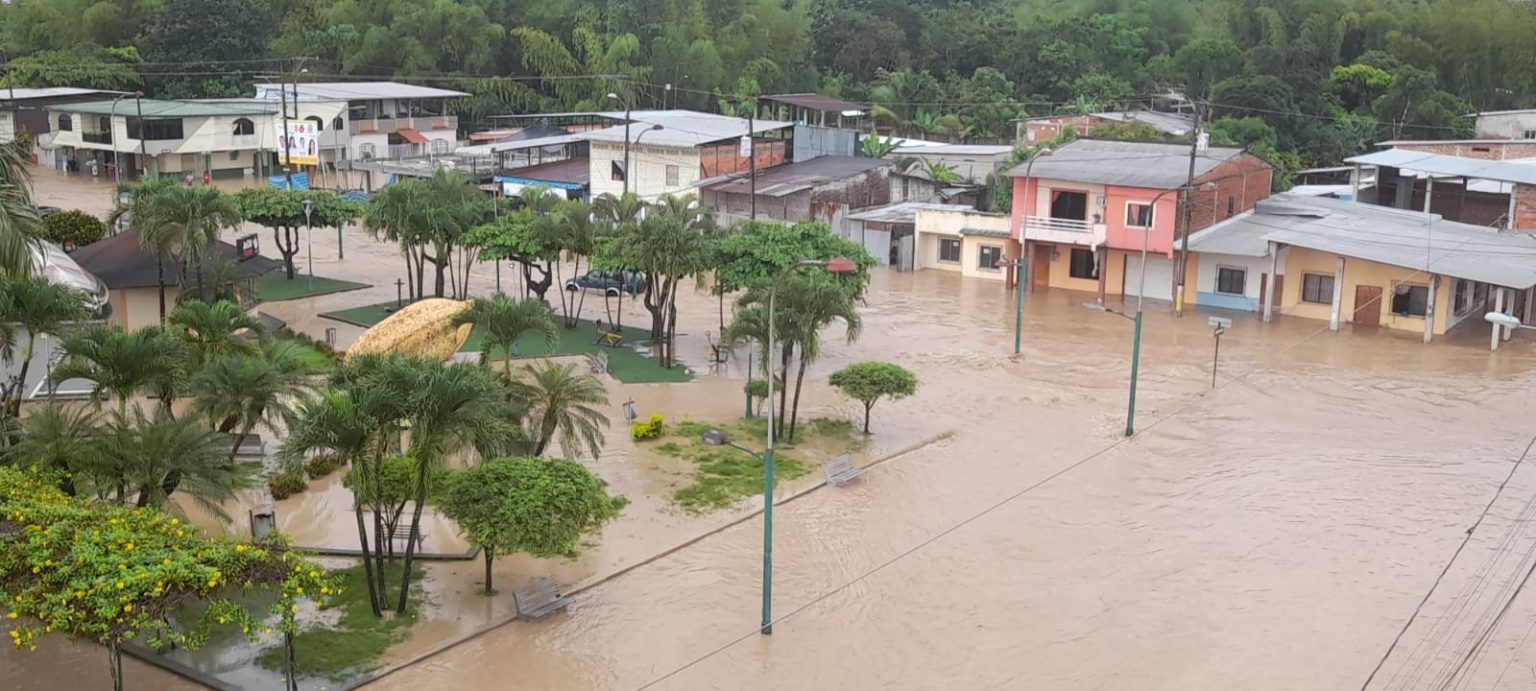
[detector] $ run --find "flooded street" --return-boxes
[16,169,1536,689]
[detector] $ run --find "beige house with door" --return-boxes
[913,207,1013,281]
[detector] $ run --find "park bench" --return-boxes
[824,454,865,487]
[585,349,610,375]
[385,525,429,555]
[514,576,571,619]
[228,433,266,459]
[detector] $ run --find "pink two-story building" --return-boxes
[1005,139,1273,304]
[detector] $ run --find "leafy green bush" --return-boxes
[267,470,308,499]
[36,209,106,249]
[631,414,664,441]
[304,453,346,480]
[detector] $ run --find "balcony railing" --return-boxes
[349,115,457,135]
[80,132,113,145]
[1021,215,1107,247]
[1023,216,1092,233]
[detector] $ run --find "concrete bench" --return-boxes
[824,454,865,486]
[514,576,571,619]
[385,525,428,555]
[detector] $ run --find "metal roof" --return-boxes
[499,157,589,186]
[1345,149,1536,185]
[581,110,792,148]
[1092,110,1196,135]
[52,99,277,117]
[960,227,1011,238]
[700,155,890,197]
[255,81,468,101]
[454,133,584,157]
[73,229,280,289]
[846,201,976,224]
[1005,139,1246,189]
[762,93,867,113]
[1189,194,1536,288]
[891,144,1014,157]
[0,87,125,101]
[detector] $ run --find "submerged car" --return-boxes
[564,270,647,296]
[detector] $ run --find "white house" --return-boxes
[580,110,791,200]
[1181,199,1290,312]
[46,98,279,180]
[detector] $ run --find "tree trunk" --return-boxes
[371,504,388,603]
[776,342,793,439]
[158,471,183,501]
[788,355,809,441]
[7,332,36,418]
[276,226,296,280]
[354,504,382,617]
[107,640,124,691]
[414,248,427,301]
[156,253,167,322]
[284,630,298,691]
[403,249,416,301]
[396,459,430,614]
[863,401,874,435]
[553,257,570,326]
[483,549,494,595]
[430,254,447,298]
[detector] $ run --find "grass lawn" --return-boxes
[644,418,862,513]
[257,271,370,302]
[320,301,693,384]
[256,563,421,682]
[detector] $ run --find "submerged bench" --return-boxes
[824,454,865,486]
[384,525,428,555]
[585,349,610,374]
[514,576,571,619]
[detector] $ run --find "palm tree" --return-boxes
[592,191,647,226]
[53,324,187,416]
[366,171,484,299]
[0,141,40,278]
[365,177,432,301]
[108,178,179,320]
[6,404,105,495]
[452,293,557,372]
[779,277,863,440]
[552,199,599,327]
[510,361,608,459]
[167,299,265,364]
[97,407,251,520]
[391,360,521,613]
[189,339,315,460]
[0,276,89,417]
[139,185,242,307]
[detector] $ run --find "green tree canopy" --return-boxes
[829,361,918,434]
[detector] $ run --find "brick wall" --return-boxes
[1188,153,1274,232]
[1516,185,1536,230]
[1018,115,1108,145]
[1392,140,1536,160]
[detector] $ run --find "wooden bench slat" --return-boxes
[824,454,864,486]
[514,576,570,619]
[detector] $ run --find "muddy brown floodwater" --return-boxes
[14,169,1536,689]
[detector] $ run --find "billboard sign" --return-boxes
[274,122,319,167]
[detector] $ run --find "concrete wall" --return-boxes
[1475,113,1536,139]
[1394,140,1536,159]
[914,208,1011,280]
[589,140,701,200]
[1280,247,1456,335]
[1192,252,1285,312]
[111,286,173,332]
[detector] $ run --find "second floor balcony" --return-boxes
[350,115,457,135]
[80,131,113,145]
[1021,214,1107,247]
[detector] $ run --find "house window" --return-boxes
[333,116,345,131]
[127,118,184,140]
[1301,273,1334,304]
[430,138,449,154]
[306,115,325,131]
[978,245,1002,270]
[1226,196,1236,216]
[1068,248,1098,279]
[1125,202,1153,228]
[57,114,71,132]
[938,238,961,263]
[665,164,680,187]
[1391,283,1429,317]
[611,160,626,182]
[232,118,255,136]
[1216,266,1246,295]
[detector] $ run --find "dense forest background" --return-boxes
[3,0,1535,170]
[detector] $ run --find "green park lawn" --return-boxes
[320,301,693,384]
[257,271,371,302]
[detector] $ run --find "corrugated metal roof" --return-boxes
[762,93,866,113]
[960,227,1011,238]
[701,155,890,197]
[0,87,125,101]
[454,133,585,157]
[582,111,792,148]
[1345,149,1536,185]
[1188,194,1536,288]
[891,144,1014,157]
[53,99,278,117]
[1005,139,1246,189]
[846,201,975,224]
[255,81,468,101]
[1093,110,1196,135]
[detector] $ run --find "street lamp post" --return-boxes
[1008,148,1053,356]
[301,197,314,292]
[108,92,139,187]
[717,256,859,636]
[605,92,632,195]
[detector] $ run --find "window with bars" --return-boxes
[1216,266,1246,295]
[1069,248,1098,279]
[978,245,1002,270]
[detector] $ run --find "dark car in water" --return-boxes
[564,269,647,296]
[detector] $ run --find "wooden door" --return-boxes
[1031,244,1051,291]
[1354,285,1382,326]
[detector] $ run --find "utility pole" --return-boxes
[279,65,293,190]
[134,93,148,178]
[748,97,757,221]
[1174,103,1202,316]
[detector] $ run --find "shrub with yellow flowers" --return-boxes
[0,467,341,690]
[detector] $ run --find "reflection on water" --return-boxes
[16,169,1536,689]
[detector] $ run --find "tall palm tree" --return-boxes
[167,299,265,364]
[0,276,89,417]
[391,360,521,613]
[189,339,315,460]
[6,404,105,495]
[98,407,251,520]
[452,293,557,372]
[510,361,609,459]
[108,178,179,320]
[779,277,863,440]
[552,199,599,327]
[53,324,187,416]
[0,141,41,278]
[592,191,647,226]
[140,185,242,308]
[365,178,432,301]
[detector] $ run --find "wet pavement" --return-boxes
[13,169,1536,689]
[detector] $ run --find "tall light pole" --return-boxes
[606,92,632,195]
[1006,148,1052,356]
[302,197,314,292]
[754,255,859,635]
[108,92,138,187]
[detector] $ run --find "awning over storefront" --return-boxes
[396,127,429,145]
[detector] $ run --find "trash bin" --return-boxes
[250,503,277,540]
